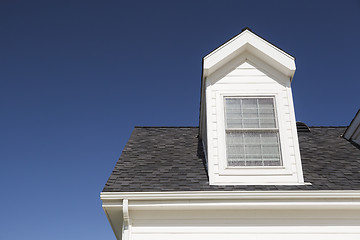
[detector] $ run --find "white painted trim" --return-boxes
[203,30,296,79]
[119,202,360,211]
[200,52,288,146]
[204,30,295,61]
[201,51,304,185]
[285,79,305,182]
[131,227,360,235]
[217,92,288,176]
[102,191,360,239]
[210,85,304,185]
[101,191,360,200]
[101,191,360,210]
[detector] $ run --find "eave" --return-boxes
[102,190,360,202]
[101,190,360,239]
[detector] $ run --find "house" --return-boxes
[101,28,360,240]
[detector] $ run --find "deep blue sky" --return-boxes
[1,1,359,239]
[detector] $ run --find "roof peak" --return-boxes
[241,27,252,32]
[203,28,296,79]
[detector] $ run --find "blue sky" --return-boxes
[1,1,359,239]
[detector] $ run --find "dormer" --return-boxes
[199,28,305,185]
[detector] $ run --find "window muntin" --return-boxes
[225,97,282,167]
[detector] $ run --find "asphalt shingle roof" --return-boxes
[103,126,360,192]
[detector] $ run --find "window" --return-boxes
[224,97,282,167]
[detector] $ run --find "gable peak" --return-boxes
[203,28,296,80]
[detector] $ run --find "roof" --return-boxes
[103,126,360,192]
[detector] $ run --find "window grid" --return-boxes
[224,97,282,167]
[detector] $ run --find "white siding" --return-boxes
[205,56,304,185]
[130,209,360,240]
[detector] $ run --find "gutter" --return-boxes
[101,191,360,239]
[102,190,360,210]
[101,190,360,200]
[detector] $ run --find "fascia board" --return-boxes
[127,202,360,211]
[203,30,295,79]
[101,191,360,211]
[101,191,360,200]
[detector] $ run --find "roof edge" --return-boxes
[101,190,360,200]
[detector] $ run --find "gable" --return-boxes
[211,58,287,87]
[203,29,296,80]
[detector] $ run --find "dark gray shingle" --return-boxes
[103,127,360,192]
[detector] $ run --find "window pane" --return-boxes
[259,108,275,115]
[226,131,282,167]
[228,160,246,166]
[262,145,280,155]
[264,160,281,166]
[246,160,263,166]
[242,98,257,109]
[225,98,243,128]
[242,108,258,118]
[224,97,281,167]
[226,132,244,166]
[243,118,260,128]
[225,97,276,129]
[260,118,276,128]
[261,132,279,144]
[258,98,274,108]
[244,132,260,144]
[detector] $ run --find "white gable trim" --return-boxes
[203,29,296,79]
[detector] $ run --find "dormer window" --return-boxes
[225,97,282,167]
[199,28,305,185]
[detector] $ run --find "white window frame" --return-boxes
[216,90,293,177]
[224,96,283,168]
